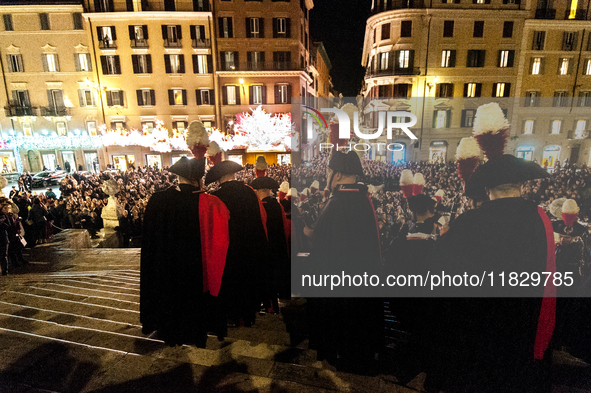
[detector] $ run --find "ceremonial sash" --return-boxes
[534,206,557,360]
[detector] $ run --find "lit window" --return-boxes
[551,120,561,134]
[398,50,410,68]
[77,53,91,72]
[559,58,569,75]
[227,85,236,105]
[441,50,455,67]
[524,120,534,134]
[499,50,512,67]
[575,120,587,138]
[252,85,262,104]
[380,52,389,70]
[495,83,506,97]
[173,89,183,105]
[170,55,181,73]
[531,57,541,75]
[466,83,477,97]
[584,59,591,75]
[44,54,59,72]
[435,110,447,128]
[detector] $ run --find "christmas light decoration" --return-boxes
[233,106,293,152]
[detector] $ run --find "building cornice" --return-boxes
[217,70,311,80]
[83,12,212,21]
[524,19,591,29]
[0,4,83,12]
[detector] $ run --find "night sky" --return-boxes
[309,0,371,97]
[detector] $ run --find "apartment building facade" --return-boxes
[360,0,591,166]
[0,0,317,173]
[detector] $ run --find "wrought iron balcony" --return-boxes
[40,106,70,117]
[365,66,420,78]
[130,39,148,48]
[535,8,556,19]
[371,0,425,14]
[163,39,182,48]
[192,38,210,48]
[5,104,37,117]
[98,40,117,49]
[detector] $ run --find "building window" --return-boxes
[221,51,237,70]
[168,89,187,106]
[551,120,561,134]
[400,20,412,37]
[22,122,32,136]
[563,32,577,51]
[87,121,97,136]
[466,50,485,67]
[247,51,264,70]
[75,53,92,72]
[498,50,514,67]
[379,52,389,70]
[249,85,265,104]
[524,91,539,107]
[3,14,13,31]
[39,13,50,30]
[433,110,450,129]
[173,121,187,132]
[56,122,67,136]
[247,18,261,38]
[443,20,454,37]
[142,122,155,132]
[191,25,208,47]
[163,25,182,47]
[530,57,542,75]
[559,58,570,75]
[473,21,484,37]
[523,120,534,134]
[73,13,83,30]
[274,17,289,37]
[224,85,239,105]
[492,82,510,97]
[553,91,568,107]
[98,26,116,48]
[398,50,410,68]
[196,89,214,105]
[503,21,513,38]
[219,17,233,38]
[461,109,476,127]
[137,89,155,106]
[441,50,456,67]
[273,51,291,70]
[132,54,152,74]
[436,83,454,98]
[7,54,23,72]
[532,31,545,50]
[42,54,59,72]
[193,54,212,73]
[381,23,390,40]
[579,91,591,107]
[575,120,587,138]
[165,54,185,74]
[275,84,291,104]
[583,59,591,75]
[100,55,121,75]
[130,25,149,48]
[464,83,482,97]
[78,89,96,107]
[106,90,124,107]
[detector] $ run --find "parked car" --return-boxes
[31,170,68,188]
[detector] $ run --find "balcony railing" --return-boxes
[163,39,182,48]
[193,2,210,11]
[535,8,556,19]
[192,38,210,48]
[365,67,420,78]
[98,40,117,49]
[371,0,425,14]
[5,104,37,117]
[130,39,149,48]
[40,106,70,117]
[565,8,587,20]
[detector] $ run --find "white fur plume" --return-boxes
[456,137,481,160]
[400,169,414,186]
[549,198,567,219]
[301,188,310,196]
[473,102,509,135]
[435,189,445,198]
[311,180,319,190]
[279,181,289,193]
[563,199,580,214]
[414,173,425,186]
[207,141,222,155]
[289,188,298,197]
[186,121,209,148]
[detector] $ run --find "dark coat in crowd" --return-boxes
[140,184,230,346]
[429,197,554,393]
[212,180,269,326]
[260,196,290,300]
[306,183,384,374]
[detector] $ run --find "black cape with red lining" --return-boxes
[212,180,269,325]
[429,197,552,392]
[140,183,229,347]
[260,196,290,300]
